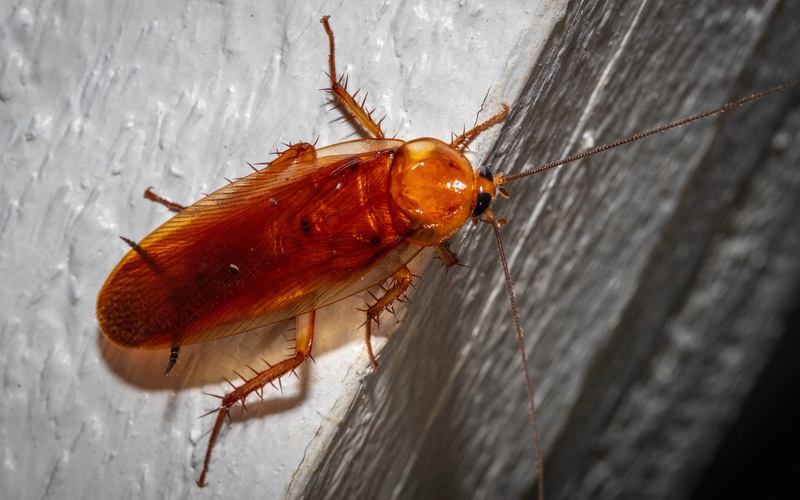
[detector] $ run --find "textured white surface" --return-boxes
[0,1,561,498]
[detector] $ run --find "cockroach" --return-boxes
[96,15,799,494]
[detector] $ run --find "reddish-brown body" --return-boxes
[97,139,418,349]
[96,17,502,483]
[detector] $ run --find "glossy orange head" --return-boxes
[387,138,496,246]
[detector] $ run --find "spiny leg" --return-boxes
[144,187,186,212]
[146,141,317,214]
[140,188,187,372]
[435,243,459,268]
[364,266,414,368]
[196,311,316,487]
[320,16,385,139]
[163,347,180,375]
[252,142,318,172]
[450,104,509,151]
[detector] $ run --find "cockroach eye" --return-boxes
[471,167,496,217]
[472,192,493,217]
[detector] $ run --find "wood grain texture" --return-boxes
[300,0,800,498]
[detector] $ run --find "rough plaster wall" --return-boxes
[0,1,560,498]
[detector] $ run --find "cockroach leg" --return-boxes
[364,266,414,368]
[121,225,184,375]
[450,104,509,151]
[435,243,459,268]
[270,142,318,170]
[196,311,316,487]
[256,142,317,173]
[144,187,186,212]
[119,236,141,251]
[320,16,385,139]
[163,346,180,375]
[251,143,317,173]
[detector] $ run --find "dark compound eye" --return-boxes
[479,167,494,183]
[472,192,493,217]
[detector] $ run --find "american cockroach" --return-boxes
[96,14,799,495]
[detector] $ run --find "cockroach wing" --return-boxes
[97,139,419,349]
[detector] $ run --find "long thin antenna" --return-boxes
[500,80,800,184]
[485,209,544,500]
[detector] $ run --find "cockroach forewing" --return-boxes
[98,140,411,348]
[100,138,424,386]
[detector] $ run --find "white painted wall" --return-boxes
[0,1,564,498]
